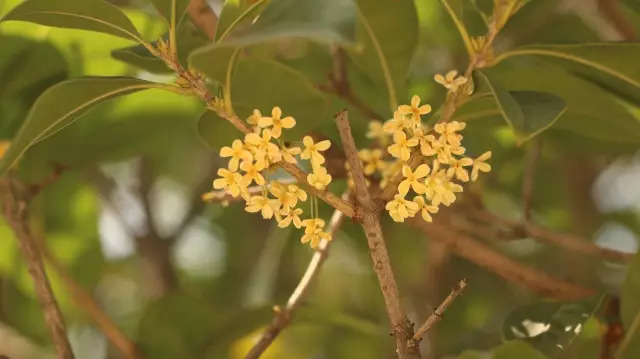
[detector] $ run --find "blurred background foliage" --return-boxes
[0,0,640,358]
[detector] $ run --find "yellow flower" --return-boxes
[366,120,389,145]
[258,106,296,138]
[431,141,465,171]
[434,121,466,147]
[413,196,439,222]
[247,109,262,132]
[240,160,265,186]
[471,151,492,181]
[434,70,468,92]
[287,184,308,203]
[269,181,298,212]
[301,218,331,248]
[359,149,386,175]
[385,194,419,222]
[398,95,432,125]
[244,129,281,167]
[301,136,331,168]
[278,208,303,228]
[399,164,430,196]
[281,144,301,164]
[307,166,332,190]
[383,111,411,134]
[213,168,244,197]
[220,139,252,172]
[424,170,463,206]
[446,157,473,182]
[387,130,419,161]
[380,160,403,189]
[245,195,277,219]
[302,218,325,234]
[413,128,437,157]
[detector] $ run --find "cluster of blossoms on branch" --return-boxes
[210,106,334,248]
[361,70,492,223]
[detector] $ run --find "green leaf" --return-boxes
[0,77,167,176]
[1,0,145,43]
[474,70,566,144]
[0,35,68,97]
[350,0,418,112]
[111,20,208,73]
[215,0,268,42]
[147,0,190,27]
[195,58,327,148]
[492,341,547,359]
[502,296,604,356]
[457,350,485,359]
[439,0,473,55]
[620,252,640,359]
[491,43,640,104]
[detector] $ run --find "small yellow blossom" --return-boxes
[413,196,439,222]
[301,218,331,248]
[278,208,303,228]
[446,157,473,182]
[220,139,252,172]
[302,218,325,234]
[301,136,331,168]
[431,141,465,171]
[383,111,411,134]
[247,109,262,131]
[366,121,388,145]
[240,160,265,186]
[359,149,386,175]
[387,130,419,161]
[281,144,301,164]
[434,70,468,92]
[471,151,492,181]
[245,195,277,219]
[385,194,419,222]
[398,95,432,125]
[399,164,430,196]
[212,168,244,197]
[258,106,296,138]
[287,184,308,203]
[269,181,298,212]
[380,159,404,189]
[413,128,437,157]
[424,170,463,206]
[244,129,281,167]
[307,166,332,190]
[434,121,466,147]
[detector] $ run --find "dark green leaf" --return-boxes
[0,77,166,176]
[215,0,268,42]
[349,0,418,112]
[474,70,566,144]
[147,0,190,27]
[620,253,640,359]
[112,20,208,73]
[1,0,144,42]
[492,341,547,359]
[502,296,604,356]
[0,35,68,97]
[492,43,640,104]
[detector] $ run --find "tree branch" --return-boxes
[187,0,218,39]
[409,218,594,300]
[597,0,638,40]
[408,279,467,352]
[471,210,634,262]
[0,177,75,359]
[244,194,348,359]
[335,110,418,359]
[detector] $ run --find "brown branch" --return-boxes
[187,0,218,39]
[335,110,418,359]
[522,140,540,221]
[0,177,75,359]
[471,210,634,262]
[597,0,638,41]
[409,218,594,300]
[244,194,348,359]
[408,279,467,352]
[38,244,147,359]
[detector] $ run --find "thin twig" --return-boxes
[409,218,594,300]
[0,177,75,359]
[408,279,467,352]
[471,210,634,262]
[244,194,348,359]
[187,0,218,39]
[335,110,418,358]
[522,140,541,221]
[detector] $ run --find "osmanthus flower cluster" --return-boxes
[212,107,334,248]
[361,71,492,223]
